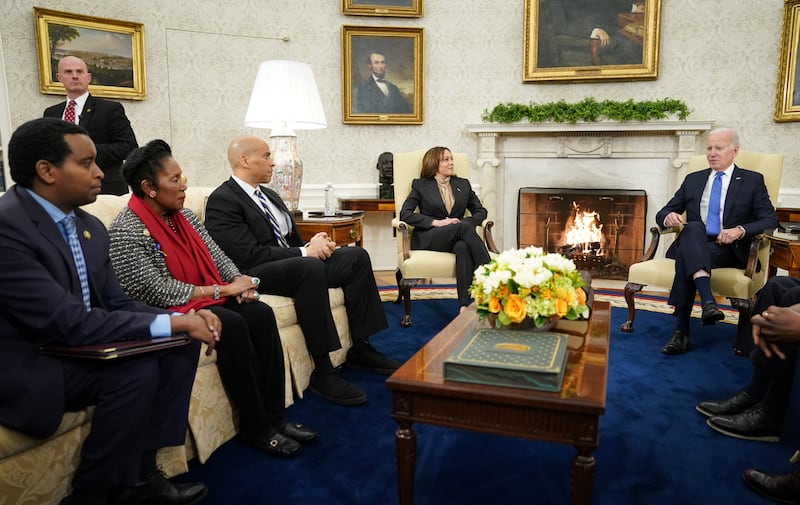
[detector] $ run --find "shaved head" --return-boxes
[227,134,274,185]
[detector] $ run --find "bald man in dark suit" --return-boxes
[43,56,137,195]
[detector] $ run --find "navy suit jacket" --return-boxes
[205,179,306,269]
[399,176,488,250]
[44,94,138,194]
[655,165,777,266]
[0,186,165,438]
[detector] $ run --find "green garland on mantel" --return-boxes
[481,97,690,124]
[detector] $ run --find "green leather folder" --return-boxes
[444,329,568,392]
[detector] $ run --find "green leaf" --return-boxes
[482,97,690,124]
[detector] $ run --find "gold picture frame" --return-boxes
[341,0,423,18]
[775,0,800,122]
[523,0,661,83]
[34,8,146,100]
[342,25,423,125]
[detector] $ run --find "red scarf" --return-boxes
[128,194,226,313]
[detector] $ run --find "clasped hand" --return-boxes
[306,232,335,260]
[226,275,261,304]
[751,305,800,359]
[172,309,222,356]
[432,217,460,228]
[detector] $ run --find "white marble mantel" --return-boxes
[464,120,715,250]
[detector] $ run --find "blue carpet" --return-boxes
[179,300,794,505]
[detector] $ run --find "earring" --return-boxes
[148,190,156,198]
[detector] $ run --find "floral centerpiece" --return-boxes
[470,246,590,328]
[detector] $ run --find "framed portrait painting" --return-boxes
[342,0,423,18]
[775,0,800,122]
[34,8,146,100]
[523,0,662,83]
[342,25,423,125]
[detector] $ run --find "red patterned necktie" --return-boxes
[64,100,77,123]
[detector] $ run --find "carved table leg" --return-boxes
[396,421,417,505]
[571,447,596,505]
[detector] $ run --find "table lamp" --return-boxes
[245,60,327,211]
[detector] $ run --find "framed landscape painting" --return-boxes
[775,0,800,122]
[34,8,146,100]
[523,0,661,83]
[342,0,423,18]
[342,25,423,125]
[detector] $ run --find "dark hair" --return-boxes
[8,118,88,188]
[122,139,173,197]
[366,51,386,64]
[420,146,451,178]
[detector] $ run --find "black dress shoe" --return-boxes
[696,389,757,417]
[309,370,367,405]
[701,300,725,325]
[346,343,402,375]
[707,404,782,442]
[252,431,302,457]
[743,468,800,505]
[277,422,318,443]
[109,471,207,505]
[662,329,690,354]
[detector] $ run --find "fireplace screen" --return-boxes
[518,188,647,279]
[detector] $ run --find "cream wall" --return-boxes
[1,0,800,259]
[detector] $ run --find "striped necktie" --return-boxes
[255,189,290,247]
[61,215,92,311]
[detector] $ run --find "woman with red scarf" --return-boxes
[108,139,315,458]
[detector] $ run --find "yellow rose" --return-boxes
[576,287,587,306]
[503,294,528,323]
[518,287,531,298]
[555,298,569,317]
[488,296,502,314]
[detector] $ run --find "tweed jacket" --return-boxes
[108,206,241,308]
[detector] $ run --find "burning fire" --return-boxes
[564,201,605,254]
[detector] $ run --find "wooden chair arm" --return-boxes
[396,221,412,260]
[743,233,765,278]
[640,226,680,261]
[482,220,499,254]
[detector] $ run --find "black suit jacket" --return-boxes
[399,176,488,250]
[655,165,778,266]
[44,94,138,195]
[205,179,306,269]
[353,77,411,114]
[0,186,165,438]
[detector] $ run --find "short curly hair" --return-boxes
[122,139,173,198]
[9,118,89,188]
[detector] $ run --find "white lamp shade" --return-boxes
[244,60,327,130]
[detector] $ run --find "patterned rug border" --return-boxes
[379,286,739,324]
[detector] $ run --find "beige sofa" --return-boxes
[0,186,352,505]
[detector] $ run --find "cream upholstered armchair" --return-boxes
[620,150,783,348]
[392,149,498,327]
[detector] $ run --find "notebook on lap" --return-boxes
[41,335,191,360]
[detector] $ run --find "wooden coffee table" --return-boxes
[386,301,610,505]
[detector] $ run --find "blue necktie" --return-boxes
[255,190,290,248]
[61,216,92,311]
[706,171,724,236]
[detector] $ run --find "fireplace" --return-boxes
[518,188,647,279]
[465,119,714,255]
